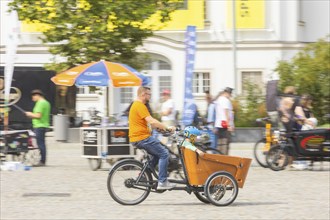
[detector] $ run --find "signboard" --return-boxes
[107,129,129,145]
[82,129,98,145]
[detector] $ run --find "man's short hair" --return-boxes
[137,86,150,96]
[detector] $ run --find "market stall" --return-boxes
[81,126,136,170]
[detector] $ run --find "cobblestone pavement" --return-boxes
[1,138,329,220]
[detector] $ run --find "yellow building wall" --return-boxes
[20,0,205,33]
[161,0,204,30]
[227,0,265,29]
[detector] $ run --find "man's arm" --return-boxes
[25,112,41,119]
[145,115,173,131]
[161,107,173,116]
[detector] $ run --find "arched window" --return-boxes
[142,54,172,107]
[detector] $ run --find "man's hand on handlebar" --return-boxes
[166,126,176,132]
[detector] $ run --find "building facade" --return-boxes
[1,0,329,120]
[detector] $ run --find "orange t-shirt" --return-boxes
[129,101,151,142]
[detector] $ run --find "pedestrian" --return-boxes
[160,89,176,127]
[204,90,217,149]
[25,89,51,166]
[278,86,304,132]
[214,87,234,155]
[129,86,176,190]
[278,86,308,170]
[300,94,317,130]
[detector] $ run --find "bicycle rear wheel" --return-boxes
[254,139,269,168]
[107,159,152,205]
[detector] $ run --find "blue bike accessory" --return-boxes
[184,126,201,138]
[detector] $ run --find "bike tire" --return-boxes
[107,159,152,205]
[23,149,41,166]
[253,139,269,168]
[194,191,210,204]
[266,145,289,171]
[204,171,238,206]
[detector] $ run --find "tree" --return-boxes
[233,81,267,127]
[275,36,330,124]
[9,0,182,72]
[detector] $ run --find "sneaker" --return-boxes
[157,180,176,190]
[291,161,308,170]
[34,162,46,167]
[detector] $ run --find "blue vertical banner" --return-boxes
[182,26,197,126]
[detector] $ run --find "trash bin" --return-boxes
[53,115,69,141]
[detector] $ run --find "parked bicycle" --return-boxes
[107,128,252,206]
[253,117,279,168]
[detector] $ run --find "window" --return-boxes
[241,71,264,95]
[192,72,210,94]
[76,86,98,94]
[120,88,133,104]
[144,59,171,70]
[77,87,88,94]
[159,76,172,95]
[158,60,171,70]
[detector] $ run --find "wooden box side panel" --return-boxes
[182,148,252,187]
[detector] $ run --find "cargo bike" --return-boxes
[107,130,252,206]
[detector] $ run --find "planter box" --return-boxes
[231,127,263,143]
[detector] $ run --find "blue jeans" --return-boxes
[131,136,169,183]
[34,128,47,164]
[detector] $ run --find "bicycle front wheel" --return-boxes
[266,145,289,171]
[254,139,269,168]
[107,159,152,205]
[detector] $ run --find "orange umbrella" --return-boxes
[51,60,149,87]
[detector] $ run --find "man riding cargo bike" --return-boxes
[107,87,252,206]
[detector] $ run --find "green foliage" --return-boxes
[233,82,267,127]
[275,36,330,124]
[9,0,182,72]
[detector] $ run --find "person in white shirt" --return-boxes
[214,87,235,155]
[160,89,176,127]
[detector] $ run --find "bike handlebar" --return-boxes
[255,117,272,123]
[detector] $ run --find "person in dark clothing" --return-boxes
[123,101,153,116]
[300,94,313,118]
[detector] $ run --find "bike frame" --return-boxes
[134,132,204,194]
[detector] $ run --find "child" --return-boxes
[181,126,205,156]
